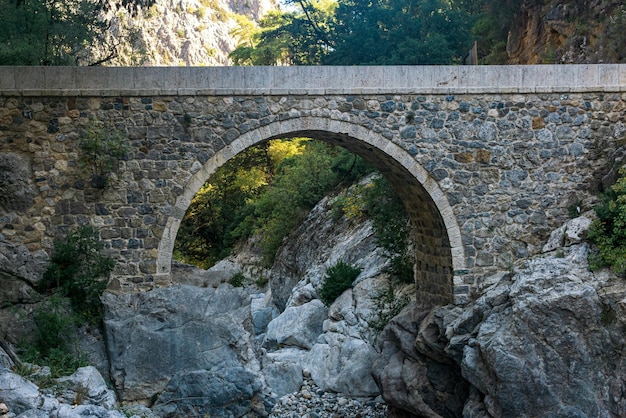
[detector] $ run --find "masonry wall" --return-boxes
[1,66,625,305]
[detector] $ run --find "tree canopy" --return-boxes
[230,0,480,65]
[0,0,148,65]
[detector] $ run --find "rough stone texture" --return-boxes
[56,366,117,409]
[0,237,48,307]
[373,304,468,418]
[507,1,626,65]
[374,240,626,417]
[102,283,257,403]
[0,369,42,415]
[264,300,327,350]
[1,65,624,305]
[92,0,278,67]
[152,367,265,418]
[0,153,35,213]
[306,333,380,397]
[543,213,593,252]
[254,185,417,399]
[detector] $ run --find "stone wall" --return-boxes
[0,65,624,305]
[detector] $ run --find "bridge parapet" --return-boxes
[1,65,625,97]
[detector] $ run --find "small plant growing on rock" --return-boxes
[79,120,129,189]
[229,272,246,287]
[319,261,361,306]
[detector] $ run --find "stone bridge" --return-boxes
[1,65,625,307]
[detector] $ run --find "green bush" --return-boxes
[319,261,361,306]
[39,225,114,324]
[229,272,246,287]
[588,166,626,276]
[80,120,129,189]
[352,176,415,284]
[20,296,88,378]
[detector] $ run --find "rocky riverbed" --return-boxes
[268,376,387,418]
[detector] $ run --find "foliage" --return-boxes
[39,225,114,324]
[319,261,361,306]
[230,0,476,66]
[588,166,626,276]
[19,296,89,378]
[368,283,412,333]
[230,1,335,66]
[326,0,474,65]
[79,120,129,189]
[174,141,277,268]
[229,272,246,287]
[333,176,414,283]
[0,0,149,65]
[0,0,107,65]
[175,139,372,268]
[469,0,522,64]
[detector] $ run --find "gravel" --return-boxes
[268,377,387,418]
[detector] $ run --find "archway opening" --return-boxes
[159,120,463,308]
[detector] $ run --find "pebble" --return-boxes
[268,378,387,418]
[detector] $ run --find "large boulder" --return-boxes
[375,243,626,417]
[306,332,380,397]
[152,367,265,418]
[372,304,468,418]
[264,299,327,350]
[0,238,48,308]
[56,366,117,409]
[103,283,257,403]
[0,369,42,415]
[456,244,626,417]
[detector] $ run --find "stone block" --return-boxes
[14,67,45,91]
[0,67,15,90]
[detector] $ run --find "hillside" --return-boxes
[95,0,278,65]
[500,0,625,64]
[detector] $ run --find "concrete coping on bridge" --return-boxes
[1,64,625,97]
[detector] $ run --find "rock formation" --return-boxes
[93,0,279,66]
[374,216,626,417]
[506,0,626,64]
[3,177,626,417]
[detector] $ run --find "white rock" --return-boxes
[0,369,41,415]
[306,333,379,397]
[264,300,327,349]
[56,366,117,409]
[543,216,592,252]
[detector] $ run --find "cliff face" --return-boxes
[94,0,278,66]
[507,0,626,64]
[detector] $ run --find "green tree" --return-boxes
[0,0,107,65]
[175,139,372,268]
[39,225,114,323]
[469,0,522,64]
[326,0,475,65]
[588,166,626,276]
[230,0,335,65]
[0,0,149,65]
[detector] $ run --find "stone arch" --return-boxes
[156,117,465,307]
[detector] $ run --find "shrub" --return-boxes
[229,272,246,287]
[80,120,129,189]
[20,296,89,378]
[588,166,626,276]
[329,177,414,283]
[39,225,114,324]
[319,261,361,306]
[369,284,411,333]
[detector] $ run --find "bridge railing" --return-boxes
[1,64,625,97]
